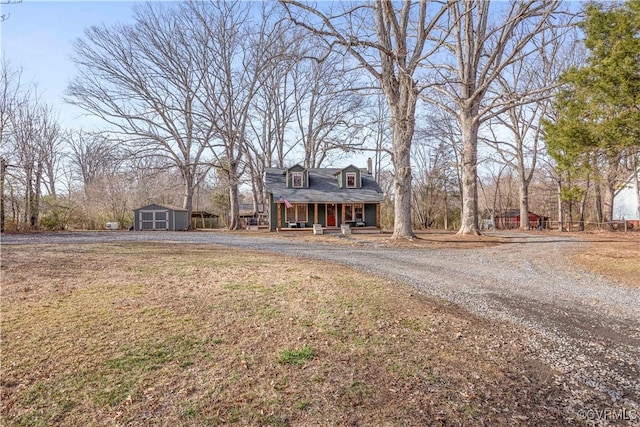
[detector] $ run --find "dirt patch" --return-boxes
[0,242,606,426]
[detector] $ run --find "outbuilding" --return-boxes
[132,203,189,231]
[494,209,549,230]
[613,169,640,228]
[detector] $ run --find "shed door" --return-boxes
[140,210,169,230]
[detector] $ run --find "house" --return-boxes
[264,163,384,232]
[494,209,549,230]
[132,203,189,231]
[613,169,640,227]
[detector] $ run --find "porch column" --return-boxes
[341,203,346,226]
[276,202,282,231]
[314,203,318,224]
[376,203,381,228]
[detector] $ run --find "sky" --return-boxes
[0,0,372,169]
[1,0,140,129]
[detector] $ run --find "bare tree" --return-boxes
[243,13,303,213]
[186,0,278,230]
[67,3,216,223]
[484,23,579,229]
[292,49,369,168]
[0,58,26,231]
[413,111,463,230]
[282,0,451,239]
[38,108,63,198]
[424,0,564,235]
[1,0,21,22]
[67,130,122,190]
[7,95,61,230]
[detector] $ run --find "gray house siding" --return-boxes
[316,203,326,226]
[336,165,361,189]
[269,193,278,230]
[364,204,377,226]
[286,165,308,188]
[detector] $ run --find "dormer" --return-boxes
[285,164,309,188]
[335,165,362,189]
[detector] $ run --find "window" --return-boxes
[354,204,364,221]
[346,172,357,188]
[286,203,308,222]
[292,172,303,188]
[343,204,364,223]
[344,203,354,221]
[286,205,295,222]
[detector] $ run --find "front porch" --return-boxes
[272,201,381,232]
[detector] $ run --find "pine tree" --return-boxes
[544,0,640,228]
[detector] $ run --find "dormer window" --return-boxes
[346,172,357,188]
[292,172,303,188]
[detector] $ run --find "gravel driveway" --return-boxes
[3,230,639,418]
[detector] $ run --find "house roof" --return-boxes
[265,167,384,203]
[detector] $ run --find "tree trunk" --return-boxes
[594,181,603,227]
[578,175,590,232]
[391,128,414,239]
[0,157,6,232]
[557,178,563,231]
[228,179,240,230]
[182,169,195,229]
[519,176,530,230]
[443,191,449,230]
[386,78,417,239]
[603,181,615,231]
[31,168,42,230]
[458,111,480,235]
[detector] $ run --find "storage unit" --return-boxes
[132,204,189,231]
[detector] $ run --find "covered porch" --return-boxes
[272,201,381,232]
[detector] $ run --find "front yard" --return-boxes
[0,242,598,426]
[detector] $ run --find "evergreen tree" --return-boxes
[544,0,640,227]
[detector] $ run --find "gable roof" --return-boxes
[333,164,361,175]
[134,203,187,212]
[265,167,383,203]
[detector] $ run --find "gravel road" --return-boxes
[2,230,639,419]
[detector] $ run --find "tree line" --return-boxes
[1,0,638,235]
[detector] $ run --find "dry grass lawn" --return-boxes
[0,242,609,426]
[569,231,640,288]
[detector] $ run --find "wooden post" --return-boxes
[376,203,381,228]
[276,202,281,231]
[314,203,318,224]
[341,203,346,226]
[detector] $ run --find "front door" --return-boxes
[326,204,336,227]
